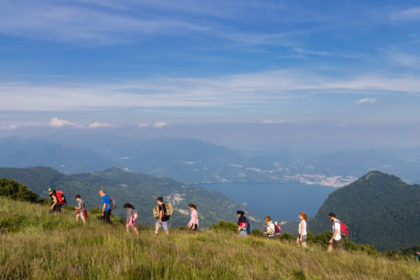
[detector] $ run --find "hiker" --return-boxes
[155,197,170,235]
[48,188,64,213]
[236,210,248,237]
[187,203,199,231]
[415,251,420,262]
[327,212,343,252]
[74,195,87,225]
[264,216,275,238]
[296,212,308,248]
[124,203,139,235]
[99,189,112,224]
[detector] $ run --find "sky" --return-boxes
[1,0,420,150]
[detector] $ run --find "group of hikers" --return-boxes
[46,188,359,253]
[238,209,346,252]
[47,188,198,236]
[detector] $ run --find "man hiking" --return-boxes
[327,212,343,252]
[99,189,112,224]
[155,197,170,236]
[48,188,64,213]
[75,194,87,225]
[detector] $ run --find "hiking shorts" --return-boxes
[332,239,344,250]
[77,209,87,220]
[156,221,169,232]
[299,235,307,242]
[239,230,247,237]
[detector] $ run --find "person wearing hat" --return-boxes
[48,188,61,213]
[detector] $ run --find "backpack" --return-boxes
[246,218,252,234]
[109,197,116,210]
[338,220,349,237]
[153,203,173,219]
[273,221,282,236]
[165,203,173,217]
[55,190,65,205]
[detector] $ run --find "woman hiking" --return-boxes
[187,203,199,231]
[296,212,308,248]
[236,210,248,237]
[124,203,139,235]
[124,203,139,236]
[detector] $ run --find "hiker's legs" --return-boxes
[327,244,333,252]
[80,210,87,225]
[155,221,160,235]
[104,210,112,224]
[162,221,169,235]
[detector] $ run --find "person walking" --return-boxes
[75,195,87,224]
[187,203,199,231]
[296,212,308,248]
[264,216,275,238]
[155,197,170,235]
[415,251,420,262]
[124,203,139,236]
[99,190,112,224]
[327,212,343,252]
[48,188,63,213]
[236,210,248,237]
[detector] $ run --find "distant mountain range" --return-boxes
[309,171,420,251]
[0,167,259,228]
[2,135,420,186]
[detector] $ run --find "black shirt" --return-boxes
[238,215,247,226]
[159,204,170,222]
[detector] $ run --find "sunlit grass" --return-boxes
[0,197,419,280]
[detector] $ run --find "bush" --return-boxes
[0,179,40,203]
[209,220,238,233]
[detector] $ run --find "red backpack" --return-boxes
[338,220,349,237]
[273,221,282,236]
[55,190,65,205]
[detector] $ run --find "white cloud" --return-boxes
[0,1,204,44]
[387,51,420,67]
[391,6,420,22]
[50,117,78,127]
[137,123,150,128]
[261,120,288,124]
[153,122,168,128]
[355,98,377,105]
[0,70,419,113]
[88,122,114,128]
[0,124,17,130]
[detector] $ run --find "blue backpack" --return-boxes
[246,218,252,234]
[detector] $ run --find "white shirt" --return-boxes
[298,220,307,235]
[266,221,275,235]
[332,220,342,241]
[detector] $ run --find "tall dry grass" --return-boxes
[0,198,419,280]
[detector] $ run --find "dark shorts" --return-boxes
[189,224,198,231]
[50,204,62,213]
[332,239,344,250]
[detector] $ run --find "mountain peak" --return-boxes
[357,170,403,184]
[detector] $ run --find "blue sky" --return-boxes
[1,0,420,149]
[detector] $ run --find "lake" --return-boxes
[199,182,335,222]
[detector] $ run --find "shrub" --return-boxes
[209,220,237,233]
[0,179,40,203]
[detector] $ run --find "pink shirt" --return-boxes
[188,209,199,227]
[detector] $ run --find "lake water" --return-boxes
[199,182,335,222]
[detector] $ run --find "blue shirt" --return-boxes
[102,195,111,212]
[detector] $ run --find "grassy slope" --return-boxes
[0,198,419,280]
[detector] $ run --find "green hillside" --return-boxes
[0,167,259,228]
[310,171,420,251]
[0,196,418,280]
